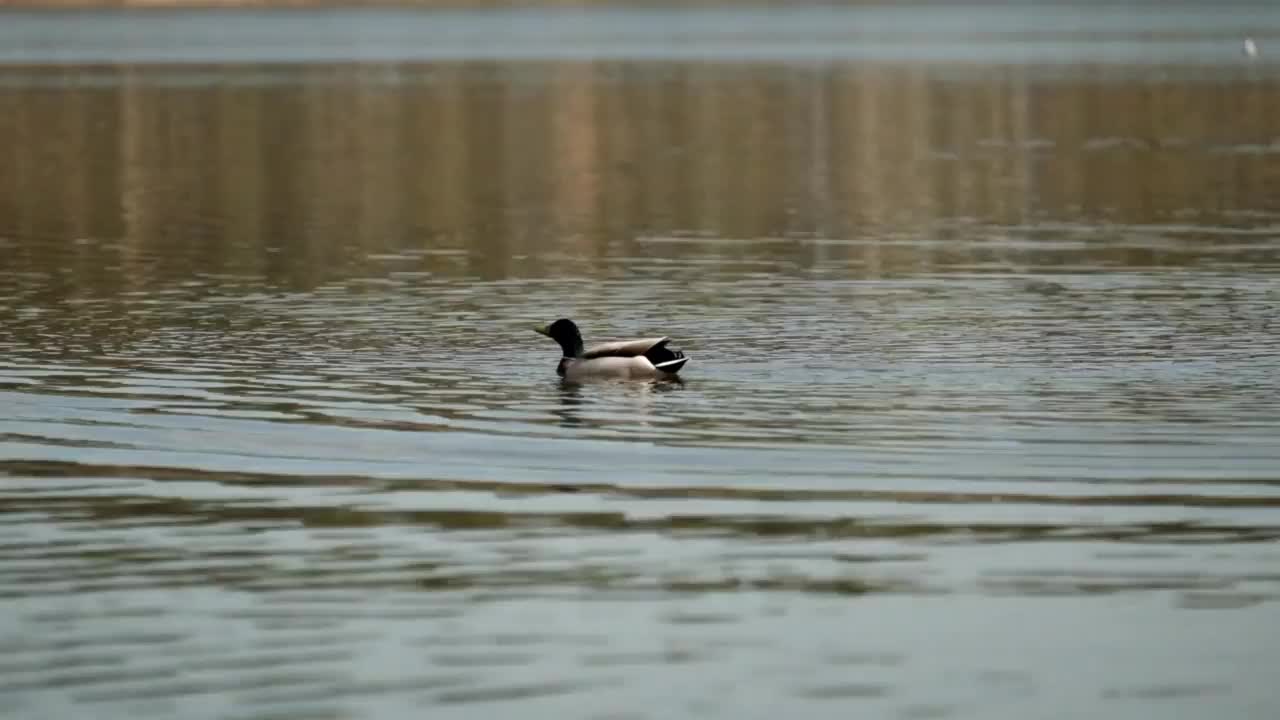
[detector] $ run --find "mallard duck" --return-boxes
[534,318,689,381]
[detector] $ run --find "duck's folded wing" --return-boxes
[582,337,669,359]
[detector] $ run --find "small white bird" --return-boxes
[1244,37,1259,59]
[535,318,689,381]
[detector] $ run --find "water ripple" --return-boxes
[4,43,1280,719]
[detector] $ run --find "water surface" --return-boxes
[3,5,1279,65]
[2,5,1280,720]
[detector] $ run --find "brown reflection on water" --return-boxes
[2,62,1279,293]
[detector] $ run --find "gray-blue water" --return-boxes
[2,5,1279,64]
[2,4,1279,719]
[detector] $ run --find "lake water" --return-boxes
[2,4,1280,719]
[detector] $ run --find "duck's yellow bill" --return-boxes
[533,323,551,336]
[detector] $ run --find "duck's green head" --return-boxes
[534,318,583,357]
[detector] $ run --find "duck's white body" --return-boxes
[560,355,655,381]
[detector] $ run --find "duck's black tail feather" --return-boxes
[646,345,688,374]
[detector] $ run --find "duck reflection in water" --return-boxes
[552,376,683,430]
